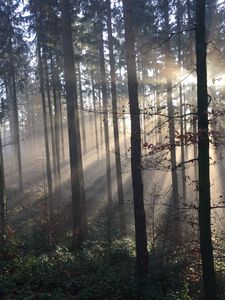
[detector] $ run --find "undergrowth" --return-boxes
[1,200,224,299]
[0,239,192,300]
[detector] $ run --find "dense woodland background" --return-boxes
[0,0,225,299]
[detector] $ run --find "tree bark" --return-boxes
[61,0,87,248]
[78,63,87,155]
[55,57,66,163]
[43,46,58,194]
[122,0,148,276]
[196,0,217,299]
[7,7,23,191]
[50,53,62,208]
[37,37,54,218]
[98,19,113,206]
[0,126,6,244]
[177,0,186,204]
[106,0,126,233]
[164,0,180,242]
[90,70,99,160]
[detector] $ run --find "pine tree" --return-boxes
[0,114,6,244]
[122,0,148,276]
[196,0,217,298]
[61,0,87,248]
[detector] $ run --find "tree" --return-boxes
[30,0,55,217]
[36,34,54,217]
[50,52,62,203]
[163,0,180,242]
[77,62,87,155]
[42,44,58,194]
[90,70,100,160]
[1,1,23,191]
[106,0,124,204]
[61,0,87,249]
[196,0,217,298]
[122,0,148,276]
[176,0,186,204]
[106,0,126,234]
[0,116,5,244]
[98,16,113,206]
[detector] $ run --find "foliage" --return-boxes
[0,237,194,300]
[3,192,225,300]
[0,204,194,300]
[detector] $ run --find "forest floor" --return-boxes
[2,126,225,299]
[1,186,225,300]
[0,196,203,300]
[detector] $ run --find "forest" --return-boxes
[0,0,225,299]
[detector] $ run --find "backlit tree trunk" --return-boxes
[50,53,62,207]
[98,19,113,206]
[196,0,217,298]
[7,6,23,191]
[43,46,58,193]
[61,0,87,248]
[78,63,87,155]
[177,0,186,203]
[106,0,126,234]
[164,0,180,242]
[37,37,54,217]
[91,70,99,160]
[0,126,6,244]
[122,0,148,276]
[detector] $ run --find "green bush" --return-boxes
[0,239,195,300]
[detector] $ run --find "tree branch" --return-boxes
[138,27,196,57]
[173,158,198,170]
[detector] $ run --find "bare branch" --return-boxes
[173,158,198,170]
[137,27,196,57]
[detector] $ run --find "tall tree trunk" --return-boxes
[25,82,35,142]
[0,126,6,244]
[177,0,186,203]
[61,0,87,249]
[155,68,162,144]
[122,0,148,276]
[98,19,113,206]
[59,93,65,163]
[98,87,104,157]
[55,57,66,163]
[196,0,217,299]
[179,84,186,203]
[50,53,62,207]
[192,85,198,182]
[164,0,180,242]
[78,63,87,155]
[5,80,16,181]
[43,46,58,192]
[37,37,54,218]
[140,56,148,147]
[119,67,128,158]
[106,0,124,211]
[8,12,23,191]
[91,70,99,160]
